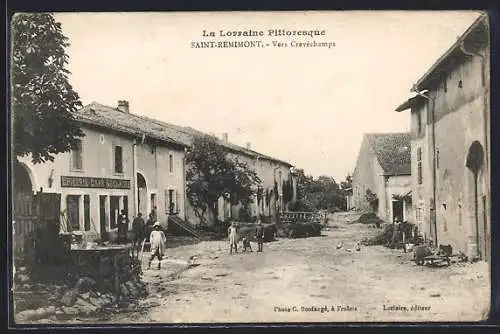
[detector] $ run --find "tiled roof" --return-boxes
[76,102,293,167]
[76,102,187,147]
[414,14,488,91]
[365,132,411,176]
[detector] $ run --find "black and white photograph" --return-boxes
[10,11,491,324]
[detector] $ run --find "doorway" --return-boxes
[66,195,80,232]
[466,140,487,260]
[137,173,147,217]
[99,195,108,240]
[392,200,403,222]
[110,196,120,229]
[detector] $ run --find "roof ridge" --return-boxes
[78,103,186,147]
[79,102,293,167]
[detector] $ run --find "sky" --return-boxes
[54,11,481,180]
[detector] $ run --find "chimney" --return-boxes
[222,133,228,142]
[117,100,129,113]
[246,142,251,150]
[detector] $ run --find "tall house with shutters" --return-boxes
[395,14,490,262]
[15,100,188,240]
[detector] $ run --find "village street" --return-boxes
[84,213,490,324]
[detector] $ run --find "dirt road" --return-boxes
[92,214,490,323]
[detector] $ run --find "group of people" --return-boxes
[129,210,167,270]
[227,220,265,254]
[390,217,419,250]
[117,209,268,269]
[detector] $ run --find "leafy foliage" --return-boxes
[290,169,345,212]
[282,179,294,203]
[340,174,352,191]
[185,135,261,225]
[12,13,84,164]
[365,189,379,212]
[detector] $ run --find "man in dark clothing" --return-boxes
[151,206,158,221]
[118,210,129,244]
[255,220,265,252]
[145,213,155,242]
[132,212,145,256]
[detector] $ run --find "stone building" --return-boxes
[352,133,412,223]
[14,101,188,241]
[395,14,490,261]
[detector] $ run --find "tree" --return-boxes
[12,13,84,164]
[290,170,344,212]
[340,173,352,191]
[365,189,379,212]
[185,135,261,225]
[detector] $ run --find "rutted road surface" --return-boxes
[97,214,490,323]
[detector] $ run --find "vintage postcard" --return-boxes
[10,11,491,325]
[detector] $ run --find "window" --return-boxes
[167,189,175,214]
[84,195,91,231]
[66,195,81,231]
[436,149,440,169]
[417,147,423,184]
[169,154,174,173]
[114,145,123,174]
[71,140,83,170]
[458,203,462,226]
[151,193,157,211]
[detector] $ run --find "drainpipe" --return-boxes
[411,87,437,247]
[183,147,188,221]
[132,139,138,217]
[273,166,280,219]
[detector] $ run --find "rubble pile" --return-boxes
[14,249,148,323]
[361,224,394,246]
[356,212,384,227]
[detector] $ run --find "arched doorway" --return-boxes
[13,161,36,215]
[137,172,147,217]
[465,140,487,260]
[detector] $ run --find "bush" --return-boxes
[280,222,322,239]
[357,212,383,226]
[361,224,394,246]
[236,223,277,242]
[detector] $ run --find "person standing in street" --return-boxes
[228,222,238,255]
[151,206,158,222]
[148,222,167,270]
[255,219,265,252]
[145,213,155,242]
[131,212,145,257]
[118,209,129,244]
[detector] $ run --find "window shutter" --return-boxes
[176,190,180,213]
[165,189,169,212]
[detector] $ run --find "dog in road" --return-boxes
[242,237,253,252]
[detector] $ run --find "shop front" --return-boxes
[59,175,133,241]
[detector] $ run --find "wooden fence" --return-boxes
[13,191,62,266]
[279,211,328,224]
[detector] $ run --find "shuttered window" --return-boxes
[84,195,90,231]
[71,140,83,170]
[417,147,423,185]
[169,154,174,173]
[114,145,123,174]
